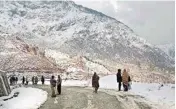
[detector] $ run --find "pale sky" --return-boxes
[74,0,175,45]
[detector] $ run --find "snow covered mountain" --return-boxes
[0,1,174,71]
[157,44,175,60]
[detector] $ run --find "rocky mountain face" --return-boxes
[0,34,60,72]
[0,1,174,74]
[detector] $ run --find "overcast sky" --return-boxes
[74,0,175,45]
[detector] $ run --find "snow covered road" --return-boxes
[31,85,156,109]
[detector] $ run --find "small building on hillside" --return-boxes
[0,71,11,97]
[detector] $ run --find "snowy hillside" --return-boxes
[0,1,174,71]
[45,49,111,77]
[157,44,175,60]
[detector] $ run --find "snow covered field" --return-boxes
[99,75,175,109]
[0,87,47,109]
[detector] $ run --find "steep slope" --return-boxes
[0,1,174,71]
[0,34,60,72]
[157,44,175,60]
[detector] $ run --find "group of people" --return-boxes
[32,76,39,85]
[49,73,100,97]
[21,75,45,85]
[49,69,131,97]
[10,69,131,97]
[9,75,45,86]
[22,76,29,85]
[50,75,62,97]
[116,69,131,91]
[9,76,18,85]
[91,69,132,93]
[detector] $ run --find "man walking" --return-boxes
[92,72,100,93]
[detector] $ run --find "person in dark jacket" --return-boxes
[128,76,132,90]
[116,69,122,91]
[92,72,100,93]
[57,75,62,95]
[128,76,131,82]
[12,76,16,85]
[10,77,13,85]
[32,76,35,85]
[50,75,56,97]
[41,75,45,85]
[22,76,25,84]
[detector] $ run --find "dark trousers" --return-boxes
[118,82,121,91]
[42,81,44,85]
[57,84,61,94]
[123,83,128,91]
[94,87,99,93]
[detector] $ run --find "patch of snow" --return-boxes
[0,87,47,109]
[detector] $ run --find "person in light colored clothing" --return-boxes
[50,75,56,97]
[122,69,129,91]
